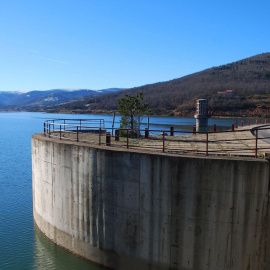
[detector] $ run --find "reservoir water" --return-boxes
[0,112,261,269]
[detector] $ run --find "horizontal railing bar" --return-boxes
[43,119,270,158]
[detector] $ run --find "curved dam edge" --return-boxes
[32,133,270,270]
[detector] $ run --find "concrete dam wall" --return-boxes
[32,133,270,270]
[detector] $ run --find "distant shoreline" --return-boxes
[0,108,268,119]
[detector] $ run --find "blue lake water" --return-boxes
[0,112,262,269]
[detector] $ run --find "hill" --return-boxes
[0,88,125,110]
[47,53,270,117]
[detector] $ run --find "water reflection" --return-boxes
[33,224,106,270]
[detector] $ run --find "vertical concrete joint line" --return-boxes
[169,159,173,268]
[139,157,141,255]
[264,160,270,267]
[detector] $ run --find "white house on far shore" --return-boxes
[217,89,234,98]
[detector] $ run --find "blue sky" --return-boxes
[0,0,269,91]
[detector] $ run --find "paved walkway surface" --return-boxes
[49,124,270,158]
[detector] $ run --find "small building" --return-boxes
[217,89,234,98]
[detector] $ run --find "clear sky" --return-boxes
[0,0,269,92]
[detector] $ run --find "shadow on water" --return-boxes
[33,224,107,270]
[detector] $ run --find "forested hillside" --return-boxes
[45,53,270,117]
[4,53,270,117]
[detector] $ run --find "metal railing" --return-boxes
[45,119,105,131]
[43,119,270,158]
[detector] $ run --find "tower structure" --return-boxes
[194,99,208,130]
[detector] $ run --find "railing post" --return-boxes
[49,124,51,138]
[235,121,238,128]
[44,122,46,136]
[248,120,250,126]
[206,133,208,156]
[145,128,149,138]
[106,132,111,146]
[193,125,196,134]
[213,124,216,132]
[255,129,258,158]
[64,120,66,130]
[115,129,119,141]
[127,129,129,148]
[231,123,234,132]
[241,121,244,127]
[170,127,174,136]
[162,131,165,152]
[77,126,79,142]
[99,128,101,145]
[60,125,62,140]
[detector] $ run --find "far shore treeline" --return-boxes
[2,53,270,118]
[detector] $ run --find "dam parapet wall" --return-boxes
[32,133,270,270]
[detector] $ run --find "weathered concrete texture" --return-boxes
[32,133,270,270]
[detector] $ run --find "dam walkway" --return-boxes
[43,119,270,158]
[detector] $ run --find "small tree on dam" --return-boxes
[118,92,149,137]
